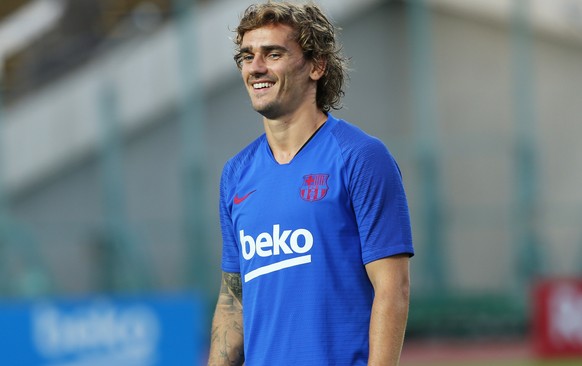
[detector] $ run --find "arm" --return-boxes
[365,254,410,366]
[208,272,245,366]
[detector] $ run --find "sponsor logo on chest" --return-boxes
[239,225,313,282]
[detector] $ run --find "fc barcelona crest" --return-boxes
[300,174,329,202]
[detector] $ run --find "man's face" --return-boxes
[238,23,320,119]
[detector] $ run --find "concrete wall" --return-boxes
[4,1,582,297]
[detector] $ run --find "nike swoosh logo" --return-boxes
[234,190,256,204]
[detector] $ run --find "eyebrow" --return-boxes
[239,45,289,54]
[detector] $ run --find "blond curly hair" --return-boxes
[233,2,348,112]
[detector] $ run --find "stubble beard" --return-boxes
[253,101,281,119]
[251,93,285,120]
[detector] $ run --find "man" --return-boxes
[208,2,414,365]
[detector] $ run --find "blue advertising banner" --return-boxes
[0,293,206,366]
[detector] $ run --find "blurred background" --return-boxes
[1,0,582,365]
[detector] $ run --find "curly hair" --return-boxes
[233,1,348,112]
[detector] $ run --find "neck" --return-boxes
[263,108,327,164]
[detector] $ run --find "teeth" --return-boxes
[253,82,273,89]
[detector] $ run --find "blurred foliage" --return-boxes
[407,294,527,339]
[2,0,175,103]
[0,0,29,21]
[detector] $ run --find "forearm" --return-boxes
[208,305,244,365]
[368,288,410,366]
[208,272,245,366]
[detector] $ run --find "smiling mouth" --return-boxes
[252,82,274,90]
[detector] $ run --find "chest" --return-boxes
[231,152,348,232]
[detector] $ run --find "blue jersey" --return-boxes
[219,114,414,365]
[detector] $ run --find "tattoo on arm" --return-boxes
[208,272,244,365]
[223,272,242,305]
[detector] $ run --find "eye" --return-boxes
[241,54,254,63]
[268,53,281,60]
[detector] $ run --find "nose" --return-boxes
[248,54,267,75]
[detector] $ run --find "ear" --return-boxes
[309,57,327,81]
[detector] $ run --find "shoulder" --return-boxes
[327,115,394,166]
[221,134,265,184]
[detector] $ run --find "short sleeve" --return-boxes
[219,162,241,273]
[347,138,414,264]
